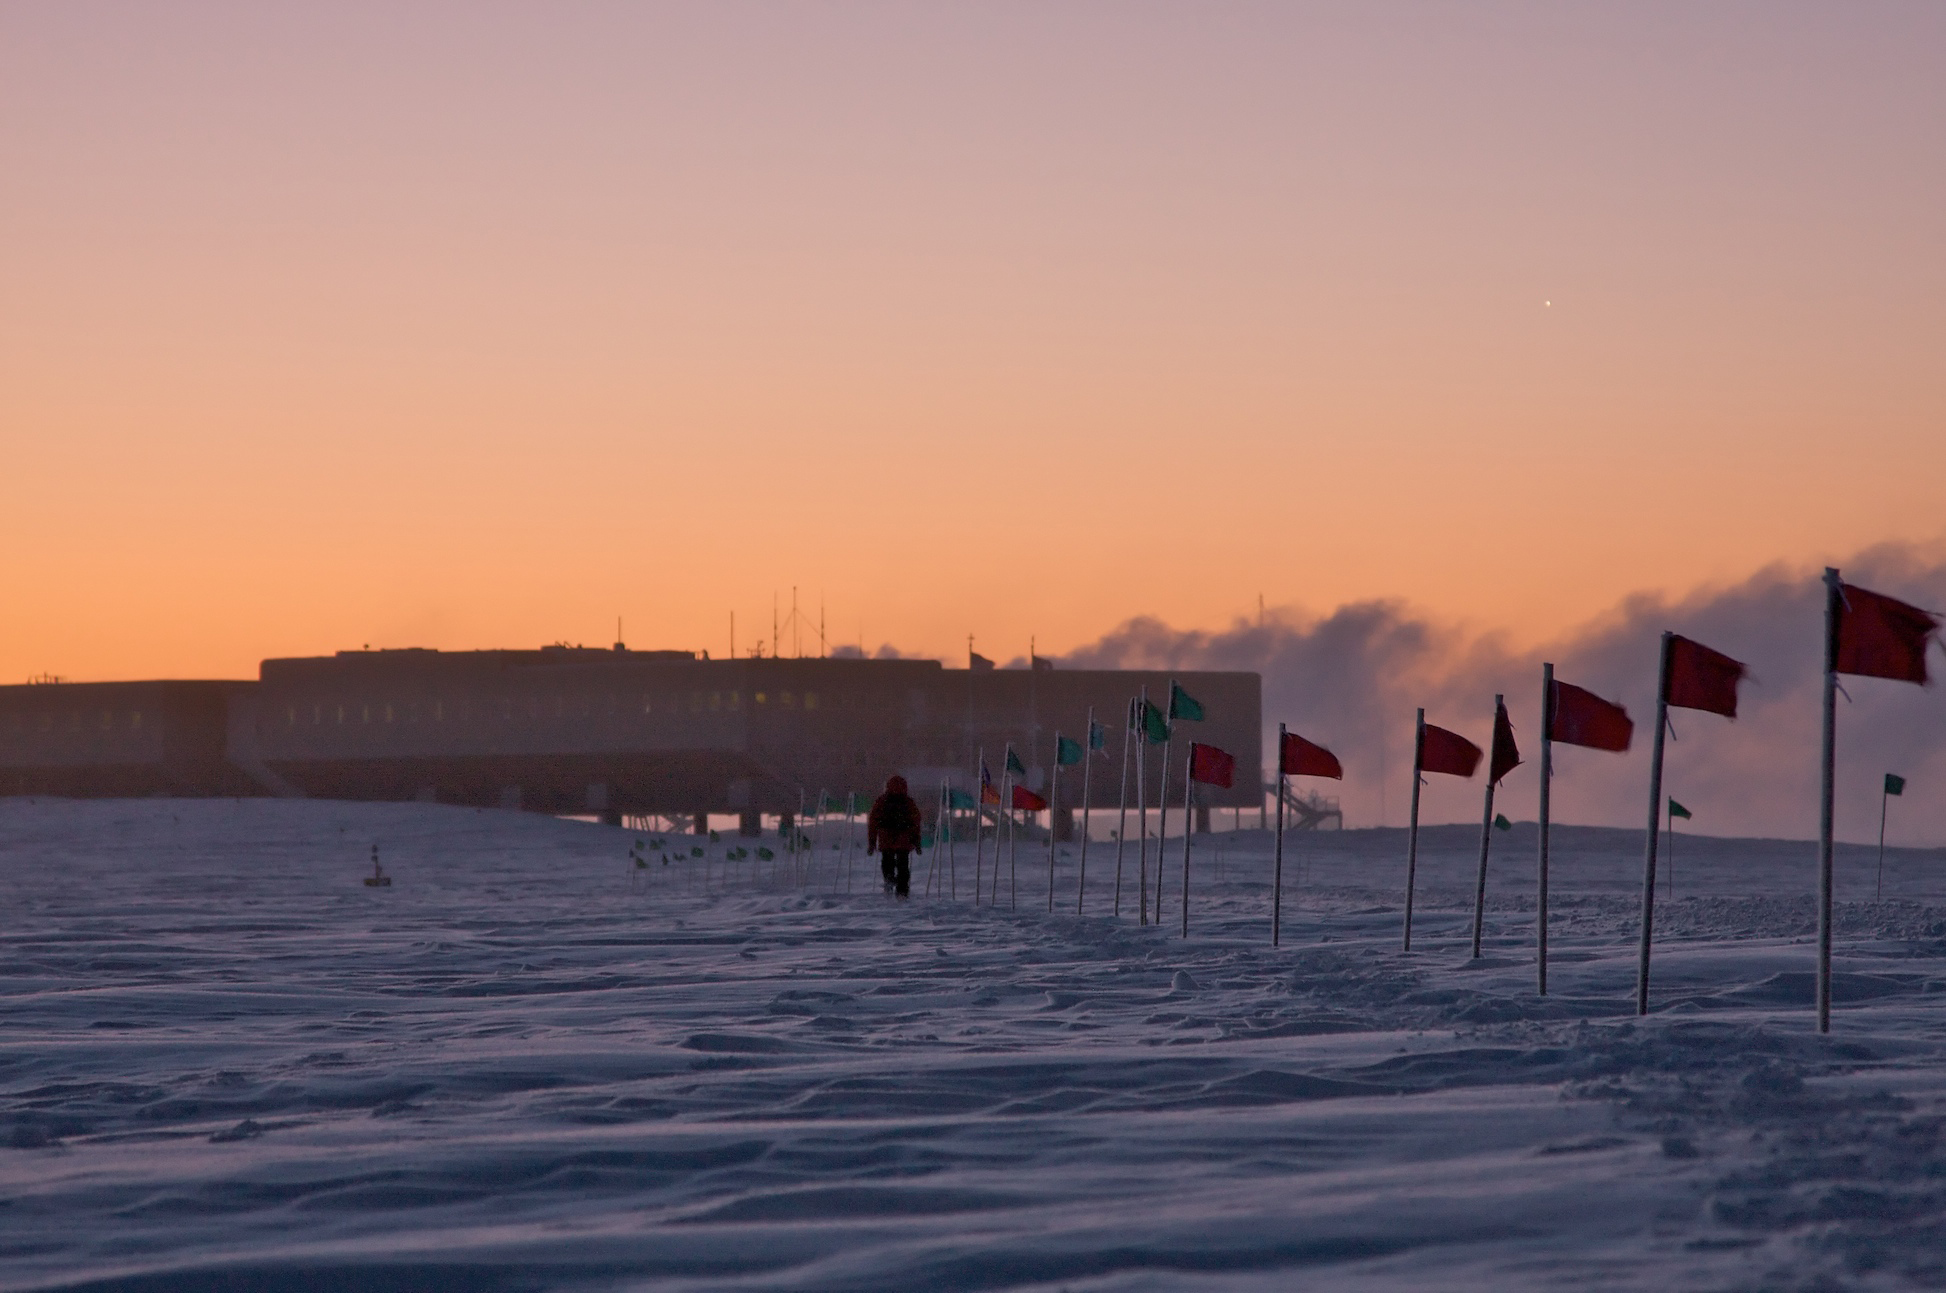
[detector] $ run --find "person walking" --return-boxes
[866,775,923,898]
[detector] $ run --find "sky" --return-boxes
[4,3,1943,688]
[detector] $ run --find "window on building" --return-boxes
[804,692,819,710]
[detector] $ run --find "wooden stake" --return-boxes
[1470,695,1503,960]
[1404,709,1424,952]
[1538,663,1554,996]
[1818,567,1841,1033]
[1273,723,1287,947]
[1637,632,1671,1015]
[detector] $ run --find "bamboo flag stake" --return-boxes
[1404,709,1425,952]
[1877,774,1904,900]
[1136,686,1150,926]
[1818,568,1841,1034]
[1537,664,1555,996]
[1272,722,1287,947]
[1470,695,1504,960]
[973,747,987,907]
[1077,706,1095,916]
[1114,699,1133,917]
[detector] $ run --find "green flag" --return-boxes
[1668,798,1692,820]
[947,788,977,810]
[1142,699,1171,745]
[1493,813,1513,831]
[1169,682,1205,722]
[1056,735,1084,766]
[1088,719,1107,752]
[1885,773,1907,796]
[848,792,869,814]
[1006,746,1026,776]
[822,793,845,813]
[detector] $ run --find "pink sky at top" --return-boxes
[3,2,1941,681]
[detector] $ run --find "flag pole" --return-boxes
[1470,695,1502,960]
[1818,567,1841,1034]
[1137,686,1150,926]
[1048,743,1062,912]
[973,747,986,907]
[1877,781,1889,901]
[1637,632,1671,1015]
[1404,709,1424,952]
[925,784,942,898]
[995,757,1012,907]
[947,781,958,901]
[1273,723,1287,947]
[1007,788,1018,909]
[1180,745,1195,938]
[1078,706,1095,915]
[1668,796,1676,902]
[1114,699,1133,918]
[1538,663,1554,996]
[1154,679,1176,928]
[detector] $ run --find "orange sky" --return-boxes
[4,3,1942,682]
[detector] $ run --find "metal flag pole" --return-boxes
[973,747,986,907]
[1637,633,1672,1015]
[948,778,958,901]
[1470,695,1503,960]
[1818,567,1842,1034]
[1668,796,1677,902]
[1538,663,1554,997]
[924,784,942,898]
[1137,686,1150,926]
[1077,706,1095,916]
[1153,679,1176,928]
[1047,732,1061,912]
[1404,709,1425,952]
[1272,724,1287,946]
[1180,745,1196,938]
[1114,699,1133,917]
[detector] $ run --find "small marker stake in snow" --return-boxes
[364,845,391,887]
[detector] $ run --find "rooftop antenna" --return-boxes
[793,586,800,658]
[730,611,735,660]
[820,592,826,658]
[773,592,779,660]
[616,616,624,651]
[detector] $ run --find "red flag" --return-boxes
[1548,680,1633,752]
[1837,583,1939,684]
[1418,724,1481,778]
[1188,742,1236,788]
[1011,784,1048,812]
[1665,635,1745,717]
[1279,731,1342,779]
[1489,698,1521,784]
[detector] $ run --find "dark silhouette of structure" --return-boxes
[3,647,1262,829]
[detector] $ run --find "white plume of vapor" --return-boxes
[1057,542,1946,844]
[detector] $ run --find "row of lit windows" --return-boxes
[277,690,823,728]
[4,710,144,734]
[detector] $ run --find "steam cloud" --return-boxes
[1055,543,1946,844]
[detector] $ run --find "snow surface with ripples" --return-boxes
[5,798,1946,1290]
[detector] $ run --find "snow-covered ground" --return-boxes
[4,798,1946,1291]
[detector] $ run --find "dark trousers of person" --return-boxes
[879,849,911,896]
